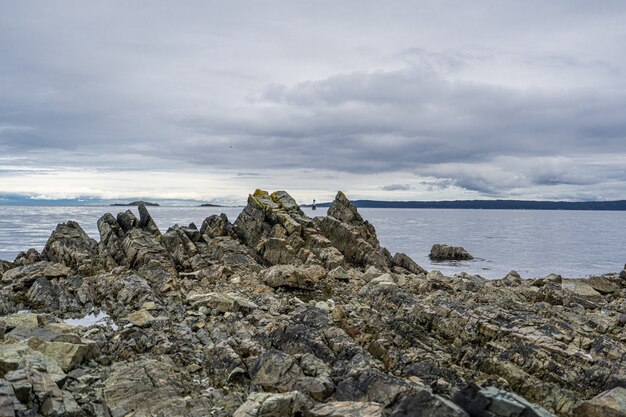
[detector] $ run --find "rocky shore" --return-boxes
[0,189,624,417]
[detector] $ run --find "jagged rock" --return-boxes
[1,261,71,288]
[392,252,426,275]
[454,383,554,417]
[0,313,40,330]
[116,209,138,232]
[572,387,626,417]
[103,358,211,416]
[186,292,257,314]
[562,279,604,308]
[430,244,473,261]
[1,188,624,417]
[501,270,522,286]
[13,248,42,267]
[389,390,470,417]
[0,344,66,386]
[620,266,626,280]
[201,213,233,238]
[319,192,390,270]
[43,221,101,275]
[308,401,384,417]
[250,350,333,401]
[327,191,363,224]
[261,264,326,290]
[588,276,620,294]
[27,336,98,373]
[233,391,310,417]
[328,266,351,281]
[138,203,161,237]
[123,309,156,327]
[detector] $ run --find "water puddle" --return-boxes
[64,311,118,330]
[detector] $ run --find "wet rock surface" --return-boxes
[0,194,624,416]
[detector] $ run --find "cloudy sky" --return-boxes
[1,1,626,205]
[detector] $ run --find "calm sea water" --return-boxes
[0,205,625,279]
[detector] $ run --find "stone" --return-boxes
[453,383,554,417]
[0,313,40,330]
[573,387,626,417]
[233,391,309,417]
[43,221,101,275]
[501,270,522,286]
[429,244,473,261]
[123,310,156,327]
[200,213,232,238]
[28,336,98,373]
[186,292,257,314]
[328,266,351,281]
[261,264,326,290]
[103,358,211,416]
[588,276,620,294]
[392,252,426,275]
[137,203,161,237]
[308,401,384,417]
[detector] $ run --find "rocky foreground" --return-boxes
[0,190,625,417]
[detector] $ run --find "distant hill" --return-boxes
[110,201,160,207]
[306,199,626,211]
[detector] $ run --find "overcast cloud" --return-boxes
[1,1,626,204]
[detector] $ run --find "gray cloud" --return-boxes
[1,1,626,201]
[382,184,412,191]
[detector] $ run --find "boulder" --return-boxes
[200,213,233,238]
[123,309,156,327]
[137,203,161,237]
[103,358,211,416]
[27,336,98,373]
[308,401,384,417]
[392,252,426,275]
[1,261,71,288]
[573,387,626,417]
[43,221,101,275]
[233,391,310,417]
[429,244,473,261]
[588,276,620,294]
[261,265,326,291]
[13,248,42,267]
[453,383,554,417]
[186,292,257,314]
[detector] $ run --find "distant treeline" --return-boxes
[311,200,626,211]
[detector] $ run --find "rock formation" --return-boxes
[430,243,474,261]
[0,191,624,417]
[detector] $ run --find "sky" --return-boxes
[1,1,626,205]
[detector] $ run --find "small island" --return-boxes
[110,201,160,207]
[199,203,223,207]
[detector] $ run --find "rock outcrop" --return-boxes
[430,243,474,261]
[0,189,623,417]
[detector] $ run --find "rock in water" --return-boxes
[430,244,474,261]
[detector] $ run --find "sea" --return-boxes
[1,205,625,279]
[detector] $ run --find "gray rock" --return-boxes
[43,221,101,275]
[261,264,326,290]
[572,387,626,417]
[429,244,473,261]
[453,383,554,417]
[392,252,426,275]
[233,391,310,417]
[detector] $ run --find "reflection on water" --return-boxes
[1,205,625,279]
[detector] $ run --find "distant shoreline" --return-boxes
[304,199,626,211]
